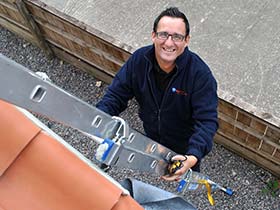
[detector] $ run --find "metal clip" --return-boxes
[111,116,129,143]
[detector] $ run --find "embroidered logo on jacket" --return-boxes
[172,87,187,96]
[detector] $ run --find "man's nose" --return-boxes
[165,35,174,44]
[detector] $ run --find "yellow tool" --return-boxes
[177,169,233,205]
[167,160,184,174]
[198,180,215,206]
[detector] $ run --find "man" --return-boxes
[96,7,218,181]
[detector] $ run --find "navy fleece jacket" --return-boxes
[96,45,218,170]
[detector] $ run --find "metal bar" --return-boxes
[0,53,176,175]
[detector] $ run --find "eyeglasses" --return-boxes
[155,31,186,42]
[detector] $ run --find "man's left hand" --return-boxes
[161,154,198,181]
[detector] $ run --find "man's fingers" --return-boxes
[161,174,181,181]
[171,154,186,161]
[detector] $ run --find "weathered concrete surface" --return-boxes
[44,0,280,121]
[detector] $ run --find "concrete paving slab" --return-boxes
[43,0,280,121]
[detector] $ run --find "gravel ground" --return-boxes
[1,26,279,210]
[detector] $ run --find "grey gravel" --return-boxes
[1,26,279,210]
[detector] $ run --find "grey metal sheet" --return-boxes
[121,178,197,210]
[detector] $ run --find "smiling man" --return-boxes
[96,7,218,181]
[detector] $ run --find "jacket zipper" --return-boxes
[150,65,179,142]
[147,67,161,141]
[158,109,161,136]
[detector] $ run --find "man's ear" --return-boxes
[151,31,156,43]
[184,35,190,47]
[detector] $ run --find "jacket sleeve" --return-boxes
[96,56,134,116]
[186,71,219,161]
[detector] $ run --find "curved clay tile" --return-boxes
[0,100,143,210]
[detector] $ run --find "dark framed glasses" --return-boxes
[155,31,186,42]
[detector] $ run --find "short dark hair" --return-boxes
[153,7,190,36]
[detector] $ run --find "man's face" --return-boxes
[152,16,190,71]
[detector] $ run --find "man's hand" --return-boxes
[161,154,198,181]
